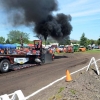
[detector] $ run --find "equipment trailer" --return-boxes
[0,40,54,73]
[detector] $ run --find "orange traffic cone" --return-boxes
[66,70,72,82]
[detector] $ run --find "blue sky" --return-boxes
[0,0,100,41]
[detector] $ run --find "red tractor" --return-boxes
[66,45,74,53]
[0,40,54,73]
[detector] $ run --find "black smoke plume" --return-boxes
[0,0,72,41]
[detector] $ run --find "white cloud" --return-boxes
[66,0,88,8]
[71,9,100,17]
[56,0,100,18]
[73,17,100,23]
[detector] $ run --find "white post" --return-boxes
[86,57,94,71]
[86,57,100,75]
[11,90,25,100]
[0,94,11,100]
[93,57,100,75]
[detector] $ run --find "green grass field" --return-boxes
[86,49,100,53]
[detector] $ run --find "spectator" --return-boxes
[12,49,17,55]
[1,49,4,54]
[0,48,1,54]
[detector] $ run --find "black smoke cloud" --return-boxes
[0,0,72,40]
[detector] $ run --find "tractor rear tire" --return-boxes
[0,59,10,73]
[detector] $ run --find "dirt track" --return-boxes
[0,52,99,99]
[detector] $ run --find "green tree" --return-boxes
[5,39,10,44]
[0,36,5,44]
[79,33,87,47]
[7,30,30,44]
[90,39,96,45]
[87,39,91,45]
[97,38,100,45]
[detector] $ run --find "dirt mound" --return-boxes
[60,69,100,100]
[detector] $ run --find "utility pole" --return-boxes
[20,35,23,48]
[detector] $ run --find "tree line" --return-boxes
[0,30,100,47]
[0,30,60,44]
[0,30,32,44]
[73,33,100,47]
